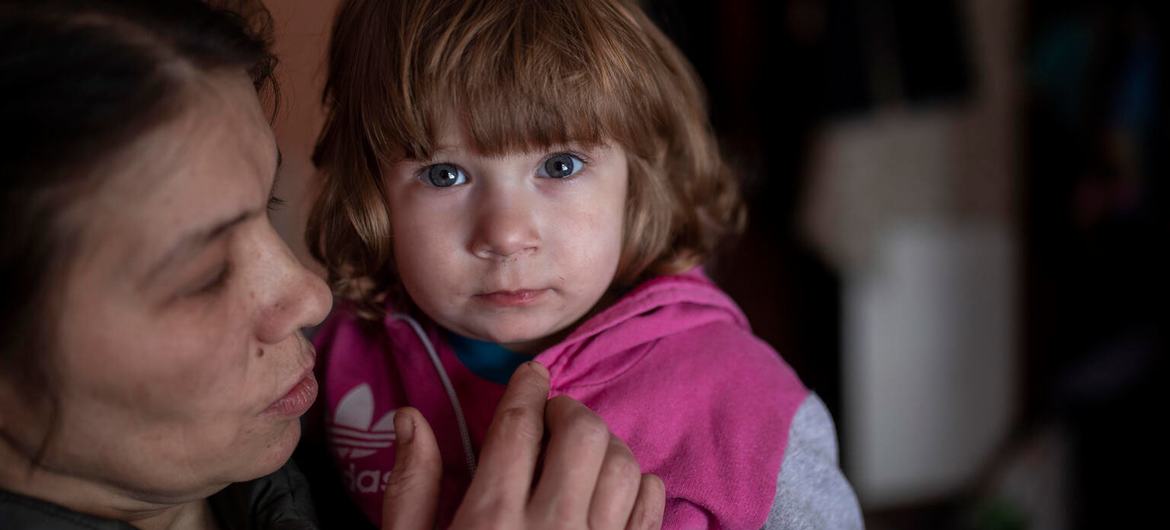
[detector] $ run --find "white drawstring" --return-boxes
[390,314,478,476]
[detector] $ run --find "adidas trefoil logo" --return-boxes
[330,384,396,459]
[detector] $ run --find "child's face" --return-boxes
[383,116,628,353]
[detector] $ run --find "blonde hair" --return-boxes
[308,0,744,319]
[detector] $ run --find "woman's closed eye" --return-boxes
[267,194,286,213]
[160,264,230,307]
[186,263,231,298]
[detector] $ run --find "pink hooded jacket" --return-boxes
[312,269,862,529]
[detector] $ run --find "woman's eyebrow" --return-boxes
[143,146,280,287]
[142,209,259,286]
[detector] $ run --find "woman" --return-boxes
[0,1,663,528]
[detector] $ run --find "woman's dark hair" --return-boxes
[0,0,276,436]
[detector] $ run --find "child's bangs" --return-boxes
[431,71,618,157]
[394,0,658,159]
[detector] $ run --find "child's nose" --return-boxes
[469,193,540,260]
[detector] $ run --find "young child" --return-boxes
[307,0,862,528]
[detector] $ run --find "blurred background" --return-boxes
[265,1,1169,528]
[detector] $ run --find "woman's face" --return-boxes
[0,71,331,502]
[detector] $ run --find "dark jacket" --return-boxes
[0,462,318,530]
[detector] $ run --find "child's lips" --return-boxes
[475,289,548,307]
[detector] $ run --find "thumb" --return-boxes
[381,407,442,530]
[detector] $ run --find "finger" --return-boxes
[587,435,642,529]
[381,408,441,530]
[624,474,666,530]
[459,362,550,513]
[528,395,610,525]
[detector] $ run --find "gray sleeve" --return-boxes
[763,394,864,529]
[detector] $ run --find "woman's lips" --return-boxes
[265,371,318,417]
[475,289,548,307]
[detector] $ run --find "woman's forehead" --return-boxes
[101,101,268,208]
[70,73,276,270]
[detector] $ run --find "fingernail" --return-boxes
[394,409,414,446]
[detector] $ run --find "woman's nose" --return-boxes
[469,190,541,261]
[255,231,332,344]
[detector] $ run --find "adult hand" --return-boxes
[380,362,665,530]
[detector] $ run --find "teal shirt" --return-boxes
[445,331,531,385]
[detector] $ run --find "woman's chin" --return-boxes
[239,419,303,479]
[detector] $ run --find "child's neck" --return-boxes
[444,331,533,385]
[498,330,568,355]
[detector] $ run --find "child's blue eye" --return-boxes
[538,153,584,179]
[422,163,467,187]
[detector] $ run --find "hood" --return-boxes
[536,268,751,389]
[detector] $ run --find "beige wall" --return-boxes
[266,0,341,272]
